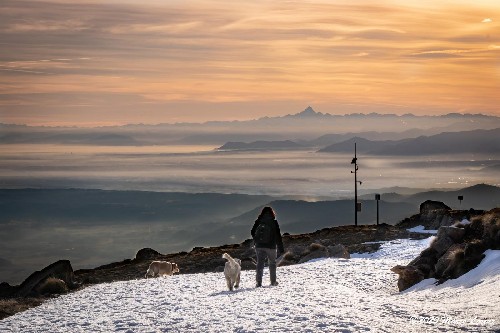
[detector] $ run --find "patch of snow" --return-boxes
[1,237,498,332]
[407,225,438,234]
[458,219,471,226]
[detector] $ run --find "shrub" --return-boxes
[36,278,68,296]
[308,242,325,252]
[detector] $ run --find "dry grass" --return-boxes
[36,278,68,296]
[308,242,326,252]
[0,298,45,320]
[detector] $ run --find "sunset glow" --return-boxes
[1,0,499,125]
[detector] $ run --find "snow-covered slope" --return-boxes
[1,238,499,332]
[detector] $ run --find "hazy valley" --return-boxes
[1,108,499,284]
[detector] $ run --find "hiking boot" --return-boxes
[271,281,279,286]
[256,283,262,288]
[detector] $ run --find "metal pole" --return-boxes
[354,143,358,227]
[375,194,380,226]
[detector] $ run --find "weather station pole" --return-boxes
[351,143,359,227]
[375,194,380,226]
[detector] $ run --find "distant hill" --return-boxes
[0,185,498,284]
[406,184,500,209]
[360,184,500,210]
[218,140,303,151]
[192,199,418,246]
[318,137,399,153]
[319,129,500,155]
[303,129,424,147]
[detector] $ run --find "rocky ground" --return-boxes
[1,202,498,320]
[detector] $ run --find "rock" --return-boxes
[437,226,466,243]
[278,251,298,267]
[35,278,68,296]
[328,244,350,259]
[462,240,487,274]
[434,244,464,278]
[408,247,438,277]
[240,259,256,270]
[296,242,330,264]
[14,260,75,297]
[392,208,500,290]
[298,251,328,264]
[307,242,326,252]
[135,248,162,260]
[420,200,451,214]
[430,235,455,257]
[391,265,425,292]
[0,282,15,298]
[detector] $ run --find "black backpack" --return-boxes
[254,220,273,244]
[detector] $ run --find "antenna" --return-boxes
[351,142,359,226]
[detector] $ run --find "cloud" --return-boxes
[481,18,492,23]
[1,0,500,125]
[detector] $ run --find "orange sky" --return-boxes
[0,0,499,126]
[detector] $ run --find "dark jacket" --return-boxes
[251,216,284,253]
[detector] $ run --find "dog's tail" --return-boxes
[222,252,239,266]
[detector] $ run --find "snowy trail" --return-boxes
[1,237,499,332]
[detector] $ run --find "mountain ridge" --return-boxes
[1,107,499,129]
[319,128,500,155]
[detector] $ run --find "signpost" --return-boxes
[375,194,380,226]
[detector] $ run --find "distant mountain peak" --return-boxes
[294,106,324,117]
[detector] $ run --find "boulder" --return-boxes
[15,260,75,297]
[408,247,438,278]
[298,249,329,264]
[397,200,454,230]
[430,235,455,257]
[328,244,350,259]
[437,226,465,243]
[391,265,425,292]
[135,248,162,260]
[434,244,464,278]
[0,282,15,298]
[35,278,69,296]
[420,200,451,214]
[393,208,499,291]
[298,243,329,264]
[278,251,298,267]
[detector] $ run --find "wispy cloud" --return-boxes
[0,0,499,125]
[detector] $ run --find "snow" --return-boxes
[407,225,438,234]
[1,237,499,333]
[458,219,471,226]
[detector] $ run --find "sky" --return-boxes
[0,0,499,126]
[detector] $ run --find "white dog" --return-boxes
[222,253,241,291]
[145,261,179,278]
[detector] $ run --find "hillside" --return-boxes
[1,185,498,285]
[362,184,500,209]
[319,128,500,155]
[1,237,498,332]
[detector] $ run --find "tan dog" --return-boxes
[222,253,241,291]
[145,261,179,278]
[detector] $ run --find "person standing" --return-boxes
[251,206,285,287]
